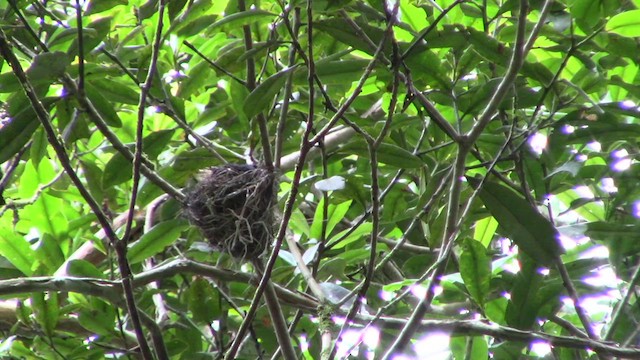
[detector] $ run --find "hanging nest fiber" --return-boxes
[183,164,276,260]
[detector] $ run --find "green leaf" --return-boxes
[606,10,640,37]
[505,256,543,329]
[0,95,60,164]
[172,147,226,172]
[33,234,65,273]
[77,299,116,336]
[295,59,371,85]
[66,260,105,278]
[473,216,498,247]
[243,66,298,119]
[102,129,175,187]
[88,79,139,105]
[315,18,386,56]
[339,140,423,168]
[206,9,275,33]
[31,292,59,337]
[127,219,189,264]
[84,82,122,127]
[0,229,36,276]
[86,0,128,15]
[329,222,373,249]
[470,178,563,264]
[310,199,352,240]
[188,277,221,323]
[460,238,491,307]
[29,128,47,166]
[25,51,71,82]
[67,17,113,56]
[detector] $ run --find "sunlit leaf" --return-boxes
[0,230,35,276]
[606,10,640,37]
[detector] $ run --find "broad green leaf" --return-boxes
[473,216,498,247]
[315,18,386,55]
[505,256,543,329]
[205,9,275,33]
[31,292,59,337]
[77,299,116,336]
[0,52,69,93]
[295,59,371,85]
[606,10,640,37]
[86,0,128,15]
[168,0,189,20]
[29,128,47,166]
[329,222,373,249]
[471,178,563,264]
[243,66,298,119]
[67,17,113,56]
[172,147,226,172]
[0,95,59,164]
[84,82,122,127]
[102,129,175,187]
[289,209,311,237]
[33,234,65,273]
[25,51,70,82]
[310,199,352,240]
[66,259,105,278]
[88,79,139,105]
[0,229,35,276]
[27,192,66,239]
[188,277,221,323]
[170,0,212,34]
[127,219,189,264]
[460,238,491,307]
[339,140,423,168]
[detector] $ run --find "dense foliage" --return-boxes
[2,0,640,358]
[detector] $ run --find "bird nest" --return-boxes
[183,164,276,260]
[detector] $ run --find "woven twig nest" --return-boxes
[183,164,276,260]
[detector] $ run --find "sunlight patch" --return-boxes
[530,341,552,357]
[599,178,618,193]
[582,267,620,288]
[528,132,547,155]
[633,201,640,218]
[413,332,451,360]
[611,149,632,171]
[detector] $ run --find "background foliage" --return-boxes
[2,0,640,359]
